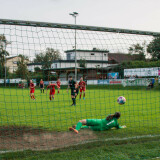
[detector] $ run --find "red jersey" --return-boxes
[40,80,44,85]
[79,81,86,89]
[56,80,61,87]
[30,83,35,90]
[47,84,56,92]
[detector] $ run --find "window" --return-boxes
[67,53,71,60]
[91,53,95,56]
[13,61,18,64]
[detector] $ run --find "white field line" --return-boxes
[0,134,160,154]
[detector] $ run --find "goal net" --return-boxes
[0,19,160,152]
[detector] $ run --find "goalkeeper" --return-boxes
[69,112,126,134]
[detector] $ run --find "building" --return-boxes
[108,53,140,64]
[27,49,139,80]
[27,49,109,80]
[6,56,30,73]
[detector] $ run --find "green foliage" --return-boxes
[16,55,30,79]
[34,67,41,72]
[34,48,62,70]
[112,60,160,77]
[0,34,10,78]
[78,58,86,68]
[30,72,45,83]
[147,36,160,60]
[128,43,145,60]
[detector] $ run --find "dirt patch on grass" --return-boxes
[0,126,97,151]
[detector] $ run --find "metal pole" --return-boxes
[4,43,6,87]
[75,16,77,81]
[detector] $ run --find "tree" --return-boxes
[34,67,41,72]
[34,48,62,70]
[147,36,160,61]
[16,55,29,79]
[0,34,10,78]
[128,43,145,61]
[78,58,86,68]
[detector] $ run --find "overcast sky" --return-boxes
[0,0,160,32]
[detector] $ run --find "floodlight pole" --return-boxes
[4,43,6,87]
[69,12,79,81]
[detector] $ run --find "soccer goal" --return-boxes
[0,19,160,153]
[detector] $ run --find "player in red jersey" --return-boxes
[56,78,61,94]
[79,77,86,100]
[29,80,35,100]
[46,82,58,101]
[39,79,44,93]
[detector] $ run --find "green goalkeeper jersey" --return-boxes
[86,117,123,131]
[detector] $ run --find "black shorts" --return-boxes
[40,84,44,89]
[71,89,75,96]
[75,88,79,95]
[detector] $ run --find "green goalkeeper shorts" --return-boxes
[86,119,104,131]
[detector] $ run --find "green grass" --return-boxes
[0,137,160,160]
[0,87,159,134]
[0,86,160,159]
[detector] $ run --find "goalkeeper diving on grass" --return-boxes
[69,112,126,134]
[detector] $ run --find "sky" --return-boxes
[0,0,160,32]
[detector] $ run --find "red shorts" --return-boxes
[50,90,55,95]
[30,89,35,93]
[80,87,86,92]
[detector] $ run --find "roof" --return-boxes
[108,53,139,63]
[65,49,109,53]
[27,59,108,66]
[6,56,18,60]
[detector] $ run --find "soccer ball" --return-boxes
[117,96,126,105]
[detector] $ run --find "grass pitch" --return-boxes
[0,86,160,159]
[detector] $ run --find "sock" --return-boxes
[75,122,82,131]
[43,89,44,93]
[41,90,42,93]
[33,95,35,99]
[83,93,85,98]
[50,97,51,101]
[31,95,33,99]
[72,98,74,104]
[73,98,76,105]
[80,94,82,99]
[58,90,59,94]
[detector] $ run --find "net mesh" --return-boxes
[0,19,159,153]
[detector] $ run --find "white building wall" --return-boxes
[66,51,108,61]
[51,62,108,69]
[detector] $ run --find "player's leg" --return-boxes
[43,88,44,93]
[79,89,82,100]
[69,119,87,133]
[71,90,76,106]
[70,119,102,133]
[71,95,76,106]
[30,92,32,99]
[32,93,35,100]
[52,95,54,100]
[83,90,85,100]
[49,95,51,101]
